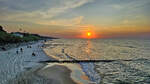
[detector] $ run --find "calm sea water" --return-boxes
[44,38,150,60]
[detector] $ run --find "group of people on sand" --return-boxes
[1,40,47,56]
[16,48,23,54]
[16,45,36,56]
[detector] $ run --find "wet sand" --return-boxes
[36,63,91,84]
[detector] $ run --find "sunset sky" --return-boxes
[0,0,150,38]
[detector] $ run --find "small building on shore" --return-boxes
[11,32,24,38]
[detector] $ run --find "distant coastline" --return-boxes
[0,25,58,46]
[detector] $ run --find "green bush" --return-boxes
[22,35,40,42]
[0,32,22,44]
[0,31,41,45]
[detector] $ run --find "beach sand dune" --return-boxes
[36,63,92,84]
[36,65,77,84]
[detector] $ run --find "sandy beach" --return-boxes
[0,40,94,84]
[0,41,50,84]
[36,63,91,84]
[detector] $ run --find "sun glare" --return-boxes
[87,32,91,36]
[80,30,98,39]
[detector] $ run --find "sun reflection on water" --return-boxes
[85,40,92,59]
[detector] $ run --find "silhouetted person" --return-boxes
[62,49,65,53]
[20,48,23,52]
[1,47,6,51]
[32,52,36,56]
[16,50,19,54]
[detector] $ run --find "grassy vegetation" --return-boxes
[22,34,41,42]
[0,25,56,45]
[0,31,22,44]
[0,31,41,45]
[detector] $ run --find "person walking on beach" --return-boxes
[27,45,31,48]
[16,50,19,54]
[32,52,36,56]
[41,45,44,48]
[1,47,6,51]
[20,48,23,52]
[62,49,65,53]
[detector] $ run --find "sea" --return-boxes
[43,38,150,83]
[44,38,150,60]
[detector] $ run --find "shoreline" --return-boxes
[36,63,89,84]
[42,40,100,84]
[0,40,95,84]
[42,39,150,84]
[79,63,101,83]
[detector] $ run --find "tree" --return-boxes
[0,25,6,32]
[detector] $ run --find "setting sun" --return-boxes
[79,30,98,39]
[87,32,91,36]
